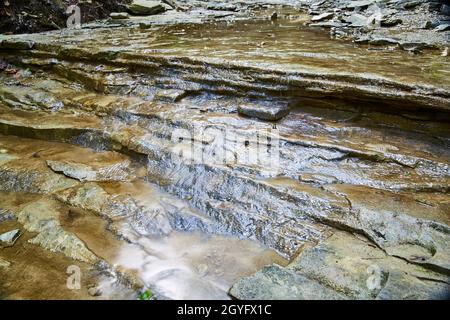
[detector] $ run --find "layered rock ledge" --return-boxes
[0,4,449,300]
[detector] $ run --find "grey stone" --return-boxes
[343,13,369,27]
[110,12,130,20]
[311,12,334,22]
[376,271,450,300]
[311,0,326,8]
[403,1,422,9]
[207,3,238,12]
[46,157,132,182]
[230,264,348,300]
[154,89,187,102]
[381,18,402,27]
[435,23,450,32]
[127,0,166,16]
[287,231,450,300]
[398,41,433,52]
[345,0,374,9]
[0,229,21,247]
[368,37,399,45]
[420,21,433,29]
[237,101,290,121]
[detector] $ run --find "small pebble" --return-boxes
[88,286,102,297]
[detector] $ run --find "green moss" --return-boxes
[138,289,153,300]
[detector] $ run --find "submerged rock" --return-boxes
[311,12,334,22]
[231,231,450,300]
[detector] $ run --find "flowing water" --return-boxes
[107,232,285,300]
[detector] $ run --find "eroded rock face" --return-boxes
[0,4,449,300]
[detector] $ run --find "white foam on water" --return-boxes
[108,231,284,300]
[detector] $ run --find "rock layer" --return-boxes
[0,4,449,300]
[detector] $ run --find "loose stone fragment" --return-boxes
[311,12,334,22]
[110,12,130,20]
[127,0,166,16]
[238,101,290,121]
[0,229,21,247]
[230,264,348,300]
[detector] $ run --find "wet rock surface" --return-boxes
[231,231,450,300]
[0,2,449,300]
[300,0,450,50]
[127,1,166,16]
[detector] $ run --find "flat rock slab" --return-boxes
[128,0,166,16]
[0,229,21,247]
[46,158,132,182]
[110,12,130,20]
[238,101,290,121]
[344,0,374,9]
[229,264,347,300]
[289,231,450,299]
[231,231,450,300]
[311,12,334,22]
